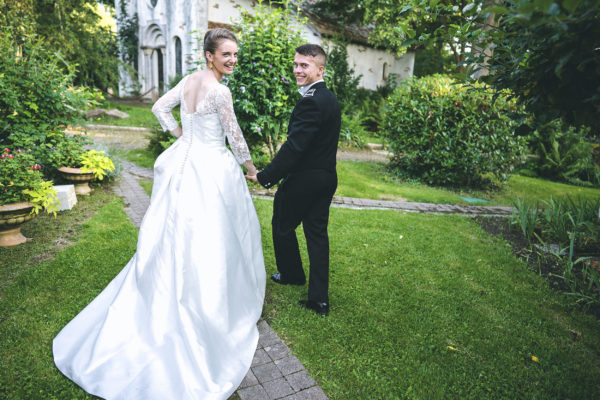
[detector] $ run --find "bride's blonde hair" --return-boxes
[203,28,238,61]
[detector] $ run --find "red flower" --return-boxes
[7,154,14,159]
[3,148,9,153]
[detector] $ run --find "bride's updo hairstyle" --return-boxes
[203,28,238,60]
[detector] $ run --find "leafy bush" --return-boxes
[0,29,87,145]
[228,0,306,157]
[383,74,526,187]
[324,39,361,111]
[528,119,598,186]
[147,126,176,156]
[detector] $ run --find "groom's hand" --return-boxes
[245,172,259,183]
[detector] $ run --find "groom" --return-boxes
[246,44,341,316]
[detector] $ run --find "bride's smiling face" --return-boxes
[206,39,238,78]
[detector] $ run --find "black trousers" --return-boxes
[271,170,337,303]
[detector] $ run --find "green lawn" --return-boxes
[1,190,599,399]
[336,161,600,206]
[85,100,180,128]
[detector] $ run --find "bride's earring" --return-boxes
[209,61,213,70]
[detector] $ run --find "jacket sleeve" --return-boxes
[257,97,320,188]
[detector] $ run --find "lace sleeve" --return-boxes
[215,86,252,164]
[152,77,186,132]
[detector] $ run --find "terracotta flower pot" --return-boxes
[58,167,95,195]
[0,202,35,247]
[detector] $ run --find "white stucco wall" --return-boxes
[345,44,414,90]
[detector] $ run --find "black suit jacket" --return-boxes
[257,81,341,189]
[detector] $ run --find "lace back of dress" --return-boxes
[181,75,220,115]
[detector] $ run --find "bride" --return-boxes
[53,28,266,399]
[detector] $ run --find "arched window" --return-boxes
[150,0,158,7]
[175,36,182,76]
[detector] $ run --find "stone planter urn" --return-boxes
[58,167,95,195]
[0,202,35,247]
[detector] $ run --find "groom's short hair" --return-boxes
[296,44,327,67]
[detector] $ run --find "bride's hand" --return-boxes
[243,161,258,177]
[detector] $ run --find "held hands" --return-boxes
[243,161,259,184]
[245,171,259,183]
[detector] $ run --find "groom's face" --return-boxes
[293,53,324,87]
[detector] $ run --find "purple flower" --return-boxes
[241,86,246,93]
[260,81,265,85]
[323,72,328,77]
[256,127,262,132]
[269,65,273,69]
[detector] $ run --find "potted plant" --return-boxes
[0,148,59,247]
[52,136,115,195]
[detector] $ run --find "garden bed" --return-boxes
[475,216,600,318]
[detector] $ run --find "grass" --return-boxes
[85,100,180,128]
[0,189,137,399]
[113,148,157,169]
[253,200,600,399]
[336,161,600,206]
[1,193,599,399]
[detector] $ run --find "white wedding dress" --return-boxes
[53,75,266,399]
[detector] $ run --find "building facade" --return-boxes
[116,0,414,99]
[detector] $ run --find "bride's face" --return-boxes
[207,40,238,78]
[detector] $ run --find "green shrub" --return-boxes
[0,30,87,145]
[228,0,306,158]
[383,74,526,187]
[339,112,367,148]
[528,119,598,186]
[324,39,361,111]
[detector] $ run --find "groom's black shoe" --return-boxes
[271,273,305,286]
[299,300,329,316]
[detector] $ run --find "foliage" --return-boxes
[147,126,176,156]
[461,0,600,134]
[413,41,456,77]
[323,40,362,111]
[27,0,120,90]
[0,148,58,215]
[528,119,598,186]
[339,112,367,148]
[0,29,88,145]
[511,198,540,244]
[310,0,485,72]
[116,0,138,70]
[229,0,306,157]
[0,0,35,46]
[383,75,526,187]
[510,195,600,306]
[80,150,116,181]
